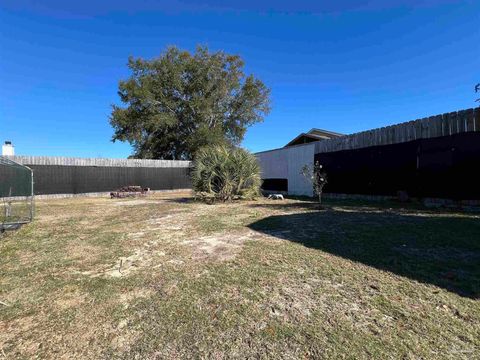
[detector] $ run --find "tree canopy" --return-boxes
[110,46,271,159]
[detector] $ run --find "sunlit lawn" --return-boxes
[1,192,479,359]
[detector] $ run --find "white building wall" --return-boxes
[256,143,315,196]
[256,148,287,179]
[285,144,315,196]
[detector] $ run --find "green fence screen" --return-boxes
[0,157,34,227]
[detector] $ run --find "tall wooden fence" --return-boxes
[314,108,480,200]
[4,156,192,196]
[315,108,479,154]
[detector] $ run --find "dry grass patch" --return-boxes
[1,192,479,359]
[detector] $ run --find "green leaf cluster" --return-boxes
[191,145,261,202]
[110,45,270,159]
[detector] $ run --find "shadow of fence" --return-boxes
[249,205,480,298]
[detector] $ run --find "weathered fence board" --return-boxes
[315,131,480,200]
[465,108,475,132]
[315,107,479,154]
[3,156,192,195]
[475,108,480,131]
[7,156,190,168]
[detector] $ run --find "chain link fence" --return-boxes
[0,157,34,230]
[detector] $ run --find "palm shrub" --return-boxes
[191,145,261,202]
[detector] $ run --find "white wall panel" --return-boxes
[286,144,314,196]
[256,143,314,197]
[256,149,288,179]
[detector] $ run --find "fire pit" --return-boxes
[110,186,150,198]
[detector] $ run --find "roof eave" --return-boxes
[284,133,322,147]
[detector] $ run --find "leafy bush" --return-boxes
[191,145,261,202]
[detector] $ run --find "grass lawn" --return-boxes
[1,192,479,359]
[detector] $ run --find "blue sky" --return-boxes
[1,0,478,158]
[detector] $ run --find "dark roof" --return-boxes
[284,128,344,147]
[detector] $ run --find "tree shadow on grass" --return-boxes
[252,196,470,214]
[248,206,480,298]
[162,197,192,204]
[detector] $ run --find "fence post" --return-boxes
[473,107,480,132]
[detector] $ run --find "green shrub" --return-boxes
[191,145,261,202]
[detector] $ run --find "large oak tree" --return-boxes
[110,46,271,159]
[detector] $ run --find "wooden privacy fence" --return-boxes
[4,156,192,196]
[315,108,480,154]
[313,107,480,200]
[8,156,191,168]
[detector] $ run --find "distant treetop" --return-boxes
[110,45,271,160]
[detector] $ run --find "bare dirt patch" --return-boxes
[110,326,140,353]
[182,230,259,261]
[118,289,153,306]
[113,199,166,206]
[53,287,88,310]
[79,248,166,278]
[83,227,257,278]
